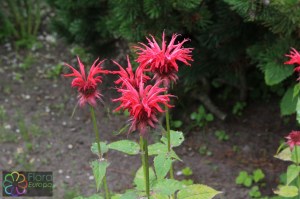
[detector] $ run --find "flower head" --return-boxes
[113,78,173,136]
[286,130,300,150]
[64,56,109,107]
[112,55,150,89]
[135,32,193,86]
[285,48,300,72]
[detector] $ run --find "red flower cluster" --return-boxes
[285,48,300,72]
[113,79,173,136]
[135,32,193,86]
[286,130,300,150]
[64,32,193,136]
[64,57,109,107]
[112,56,150,89]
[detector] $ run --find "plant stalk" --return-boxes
[90,106,110,199]
[140,136,150,198]
[295,146,300,199]
[165,91,174,179]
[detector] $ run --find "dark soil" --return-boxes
[0,36,296,199]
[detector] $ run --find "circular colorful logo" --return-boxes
[3,171,28,196]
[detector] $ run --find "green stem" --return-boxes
[90,106,110,199]
[295,147,300,199]
[165,92,174,179]
[140,136,150,198]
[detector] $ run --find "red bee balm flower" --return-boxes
[285,48,300,72]
[64,57,109,107]
[114,79,173,136]
[286,130,300,150]
[112,55,150,89]
[135,32,193,86]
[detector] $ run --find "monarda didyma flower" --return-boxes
[64,56,109,107]
[285,48,300,72]
[286,130,300,150]
[135,32,193,86]
[112,55,150,89]
[113,78,173,136]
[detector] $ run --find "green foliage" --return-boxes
[249,186,261,198]
[253,169,265,183]
[0,0,42,47]
[232,101,246,116]
[46,64,63,79]
[190,106,214,128]
[214,130,229,141]
[182,167,193,176]
[91,160,109,192]
[236,171,253,187]
[274,185,298,198]
[198,145,213,156]
[108,140,140,155]
[177,184,221,199]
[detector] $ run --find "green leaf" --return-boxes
[119,190,139,199]
[274,147,292,162]
[274,185,298,197]
[291,146,300,164]
[235,171,252,187]
[264,62,293,86]
[287,165,300,185]
[253,169,265,183]
[133,166,156,191]
[172,120,183,128]
[296,97,300,125]
[91,142,109,156]
[177,184,221,199]
[150,194,169,199]
[205,114,214,122]
[280,87,298,116]
[152,179,185,196]
[249,186,261,198]
[294,84,300,98]
[182,167,193,176]
[108,140,140,155]
[91,160,109,191]
[154,154,172,180]
[74,195,104,199]
[161,130,184,147]
[148,143,181,161]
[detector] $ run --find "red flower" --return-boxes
[286,130,300,150]
[135,32,193,86]
[113,79,173,136]
[64,56,109,107]
[112,55,150,89]
[285,48,300,72]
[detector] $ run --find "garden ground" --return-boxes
[0,36,296,199]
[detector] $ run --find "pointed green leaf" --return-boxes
[108,140,140,155]
[161,130,184,147]
[264,62,293,86]
[294,84,300,98]
[154,154,172,180]
[274,147,292,161]
[134,166,156,191]
[287,165,300,185]
[280,87,298,116]
[148,143,168,155]
[177,184,221,199]
[274,185,298,197]
[152,179,185,196]
[91,160,109,191]
[91,142,109,156]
